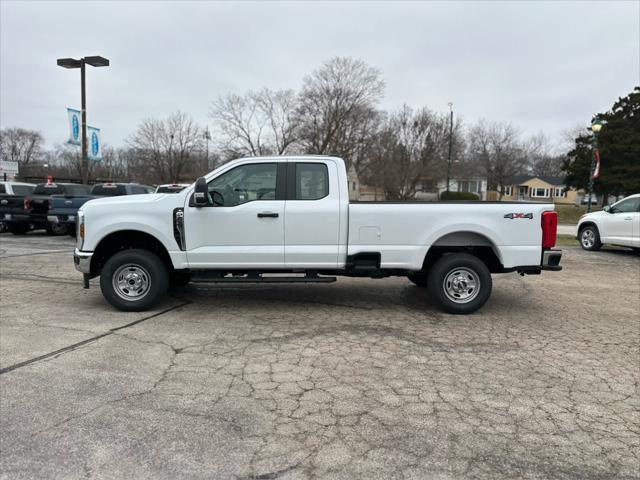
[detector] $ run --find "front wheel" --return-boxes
[579,225,602,251]
[100,249,169,312]
[427,253,492,314]
[46,223,68,236]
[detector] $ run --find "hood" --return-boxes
[80,193,184,213]
[579,210,607,222]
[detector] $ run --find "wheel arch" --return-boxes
[578,221,599,234]
[424,231,504,273]
[90,230,174,276]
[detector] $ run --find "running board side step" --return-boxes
[190,274,337,284]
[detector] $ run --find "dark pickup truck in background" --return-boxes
[0,181,36,233]
[2,182,91,235]
[48,182,154,235]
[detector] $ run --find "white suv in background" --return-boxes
[578,194,640,252]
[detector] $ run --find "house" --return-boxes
[435,177,488,200]
[499,175,578,204]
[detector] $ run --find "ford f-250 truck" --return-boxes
[74,156,562,314]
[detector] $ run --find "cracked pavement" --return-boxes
[0,234,639,479]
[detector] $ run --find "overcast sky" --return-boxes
[1,0,638,150]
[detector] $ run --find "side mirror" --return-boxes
[193,177,209,207]
[603,205,611,213]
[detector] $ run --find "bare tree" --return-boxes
[368,105,449,200]
[467,120,528,198]
[128,112,204,183]
[0,127,44,165]
[210,88,299,159]
[297,57,385,170]
[527,132,565,177]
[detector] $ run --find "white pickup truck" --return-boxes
[74,156,562,314]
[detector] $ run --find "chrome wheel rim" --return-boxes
[112,264,151,301]
[443,267,480,304]
[581,229,595,248]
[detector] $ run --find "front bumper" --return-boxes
[48,214,76,225]
[542,249,562,271]
[73,248,93,274]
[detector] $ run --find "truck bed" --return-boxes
[347,201,554,269]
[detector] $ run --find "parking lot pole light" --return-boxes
[587,117,603,213]
[446,102,453,195]
[57,56,110,184]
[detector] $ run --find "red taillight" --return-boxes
[541,211,558,249]
[24,197,33,213]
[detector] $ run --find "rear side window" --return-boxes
[130,186,149,194]
[33,184,65,195]
[295,163,329,200]
[156,185,186,193]
[91,184,127,196]
[12,185,34,195]
[65,185,91,195]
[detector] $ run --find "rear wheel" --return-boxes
[427,253,492,314]
[8,223,29,235]
[579,225,602,251]
[100,249,169,312]
[407,273,428,288]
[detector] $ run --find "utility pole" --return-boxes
[80,59,87,183]
[204,127,211,171]
[446,102,454,195]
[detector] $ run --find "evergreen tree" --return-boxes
[563,87,640,202]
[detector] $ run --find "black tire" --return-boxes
[8,223,29,235]
[427,253,492,314]
[0,222,7,233]
[100,249,169,312]
[407,273,428,288]
[46,223,68,236]
[579,225,602,251]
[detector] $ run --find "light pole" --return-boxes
[57,55,109,184]
[586,117,603,213]
[446,102,454,195]
[204,128,211,171]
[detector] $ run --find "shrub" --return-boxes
[440,191,480,201]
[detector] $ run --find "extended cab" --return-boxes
[74,156,562,314]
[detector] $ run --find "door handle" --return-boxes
[257,212,279,218]
[624,217,632,220]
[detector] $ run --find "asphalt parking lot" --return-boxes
[0,233,638,480]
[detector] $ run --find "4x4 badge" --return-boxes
[504,213,533,219]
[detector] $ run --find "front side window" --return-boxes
[295,163,328,200]
[611,197,640,213]
[209,163,277,207]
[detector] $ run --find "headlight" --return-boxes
[77,210,85,249]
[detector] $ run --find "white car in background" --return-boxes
[577,194,640,252]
